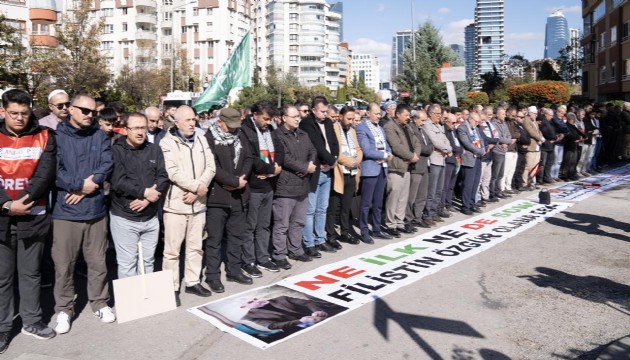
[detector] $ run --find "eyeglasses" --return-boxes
[299,110,309,113]
[126,126,148,132]
[50,102,70,110]
[72,105,97,117]
[6,111,30,119]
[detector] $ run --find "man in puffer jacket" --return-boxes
[159,106,215,302]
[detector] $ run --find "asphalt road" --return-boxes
[5,180,630,360]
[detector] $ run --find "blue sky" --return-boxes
[342,0,582,82]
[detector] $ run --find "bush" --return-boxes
[462,91,489,108]
[507,81,570,106]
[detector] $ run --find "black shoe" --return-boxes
[0,331,9,354]
[423,218,436,226]
[185,284,212,297]
[21,321,56,340]
[226,273,253,285]
[304,246,321,258]
[501,192,512,198]
[399,224,415,234]
[274,258,292,270]
[384,228,401,238]
[372,231,393,240]
[174,291,181,307]
[461,208,473,215]
[477,201,487,207]
[288,252,313,262]
[322,240,340,251]
[432,215,445,223]
[339,234,360,245]
[471,207,483,213]
[412,220,431,228]
[361,233,375,244]
[206,279,225,293]
[241,263,263,278]
[445,206,456,212]
[326,236,343,250]
[257,260,280,272]
[437,210,451,218]
[487,197,499,203]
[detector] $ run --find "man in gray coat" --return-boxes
[422,104,451,225]
[457,112,486,215]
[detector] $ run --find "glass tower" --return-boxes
[544,11,569,59]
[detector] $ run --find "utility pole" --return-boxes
[411,0,417,102]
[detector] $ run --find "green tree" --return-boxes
[480,65,504,100]
[53,0,111,96]
[336,84,347,104]
[537,60,562,81]
[346,79,378,103]
[557,44,582,84]
[114,65,170,110]
[396,21,465,104]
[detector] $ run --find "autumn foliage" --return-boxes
[507,81,570,106]
[463,91,489,107]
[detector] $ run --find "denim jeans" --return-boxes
[303,171,331,248]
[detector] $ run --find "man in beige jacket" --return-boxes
[160,106,216,305]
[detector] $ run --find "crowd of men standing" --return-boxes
[0,86,628,353]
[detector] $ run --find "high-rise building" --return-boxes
[474,0,504,85]
[450,44,465,64]
[265,0,342,90]
[581,0,630,100]
[464,23,476,79]
[339,42,351,86]
[391,30,412,84]
[330,2,343,42]
[544,11,569,59]
[1,0,59,54]
[351,53,380,92]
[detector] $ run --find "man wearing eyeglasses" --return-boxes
[422,104,452,225]
[109,113,169,284]
[51,94,115,334]
[0,89,58,352]
[39,89,70,130]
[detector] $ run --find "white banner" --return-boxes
[190,200,572,349]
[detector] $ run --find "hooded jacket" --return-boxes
[159,126,216,215]
[52,119,113,221]
[110,136,170,221]
[0,116,56,240]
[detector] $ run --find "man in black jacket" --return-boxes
[538,108,558,184]
[406,109,434,228]
[299,96,339,258]
[204,108,254,291]
[442,113,463,213]
[272,105,317,268]
[0,90,58,351]
[109,113,169,281]
[240,100,282,278]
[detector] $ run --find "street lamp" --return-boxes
[169,0,196,92]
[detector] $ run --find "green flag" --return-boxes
[193,31,250,112]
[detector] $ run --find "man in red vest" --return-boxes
[0,89,58,353]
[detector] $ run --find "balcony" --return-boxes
[135,30,157,41]
[136,13,157,25]
[134,0,156,8]
[29,8,56,22]
[30,34,57,47]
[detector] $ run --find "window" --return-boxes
[624,21,630,41]
[623,59,630,80]
[193,8,198,16]
[32,23,50,35]
[594,1,605,23]
[206,22,213,27]
[163,43,172,51]
[289,23,298,31]
[599,32,606,50]
[122,23,128,32]
[611,26,618,45]
[290,45,298,52]
[289,13,298,20]
[163,12,172,21]
[163,28,172,36]
[290,55,298,63]
[122,8,127,14]
[290,34,298,42]
[102,8,113,17]
[163,0,172,4]
[106,24,114,33]
[206,8,212,15]
[181,26,188,33]
[600,65,607,84]
[193,25,199,33]
[102,41,113,50]
[611,61,617,80]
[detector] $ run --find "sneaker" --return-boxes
[0,331,9,354]
[94,306,116,323]
[274,258,292,270]
[257,260,280,272]
[55,312,71,334]
[241,263,263,278]
[288,252,312,262]
[21,321,56,340]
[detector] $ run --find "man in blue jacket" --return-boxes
[51,94,115,334]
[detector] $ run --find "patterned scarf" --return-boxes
[339,123,357,175]
[209,119,241,168]
[251,117,274,164]
[365,119,388,168]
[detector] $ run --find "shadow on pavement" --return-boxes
[518,267,630,315]
[545,212,630,242]
[373,297,511,359]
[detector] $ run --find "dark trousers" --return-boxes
[513,151,526,190]
[489,153,505,198]
[52,217,109,315]
[326,175,356,236]
[561,149,579,179]
[359,169,387,235]
[538,150,554,183]
[423,164,445,219]
[205,204,246,281]
[441,163,458,209]
[461,158,482,210]
[242,191,273,265]
[0,224,44,331]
